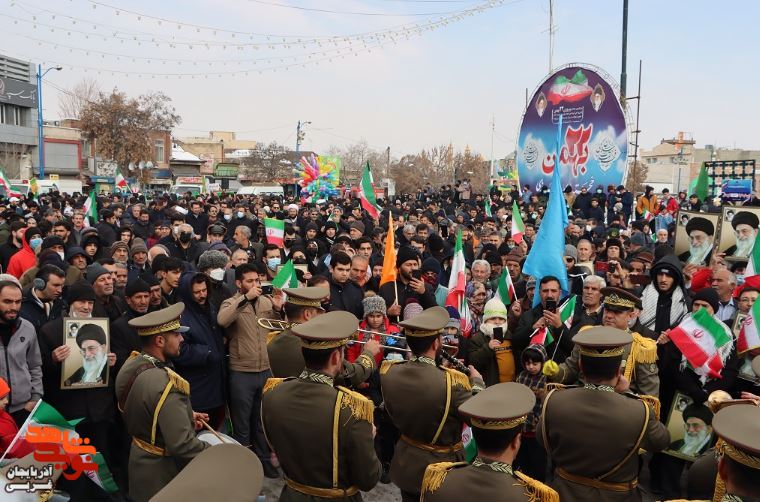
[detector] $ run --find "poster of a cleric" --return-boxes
[516,64,629,193]
[717,207,760,261]
[61,318,112,389]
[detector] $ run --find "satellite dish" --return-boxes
[128,162,135,171]
[138,161,146,170]
[146,161,154,169]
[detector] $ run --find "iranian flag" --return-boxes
[745,237,760,277]
[0,401,118,493]
[530,326,554,346]
[272,260,299,289]
[642,208,653,221]
[446,231,471,336]
[738,296,760,354]
[462,425,477,463]
[358,162,382,219]
[115,169,129,191]
[511,201,524,244]
[484,197,492,217]
[264,218,285,246]
[496,269,515,306]
[558,295,577,328]
[668,308,733,381]
[83,191,98,227]
[0,169,22,198]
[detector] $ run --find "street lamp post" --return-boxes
[36,64,63,179]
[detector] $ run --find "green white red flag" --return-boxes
[744,236,760,277]
[359,162,381,219]
[496,269,515,306]
[446,230,471,336]
[272,260,299,289]
[264,218,285,246]
[511,201,524,244]
[738,295,760,354]
[668,307,733,381]
[83,191,98,227]
[484,197,492,217]
[642,208,653,221]
[559,295,576,328]
[0,169,22,198]
[530,326,554,346]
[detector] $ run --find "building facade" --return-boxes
[0,54,38,178]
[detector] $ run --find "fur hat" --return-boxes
[362,295,386,318]
[198,250,229,271]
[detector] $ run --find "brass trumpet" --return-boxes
[256,317,457,350]
[706,390,758,413]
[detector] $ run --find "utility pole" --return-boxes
[626,60,643,195]
[295,120,310,153]
[548,0,555,72]
[620,0,629,106]
[490,116,495,180]
[36,64,62,179]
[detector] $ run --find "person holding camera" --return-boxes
[468,297,515,386]
[217,262,283,479]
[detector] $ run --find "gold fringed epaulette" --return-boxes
[443,367,472,390]
[631,333,658,364]
[128,350,141,361]
[712,439,727,502]
[421,462,466,494]
[638,394,661,421]
[514,471,560,502]
[263,377,286,394]
[380,359,400,375]
[165,368,190,395]
[266,330,279,345]
[336,386,374,424]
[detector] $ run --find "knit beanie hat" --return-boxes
[482,297,509,323]
[564,244,578,260]
[693,287,720,314]
[110,241,129,256]
[362,295,386,318]
[521,343,548,365]
[130,238,148,257]
[86,263,110,285]
[396,246,419,268]
[66,281,96,303]
[421,257,441,275]
[402,298,424,321]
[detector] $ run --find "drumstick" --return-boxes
[200,418,226,444]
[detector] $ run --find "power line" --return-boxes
[244,0,484,16]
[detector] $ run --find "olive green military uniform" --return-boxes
[711,404,760,502]
[379,306,485,502]
[422,383,558,502]
[545,288,660,397]
[261,311,381,501]
[267,287,377,387]
[538,327,670,502]
[114,303,209,502]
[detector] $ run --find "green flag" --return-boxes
[272,260,299,289]
[693,163,710,202]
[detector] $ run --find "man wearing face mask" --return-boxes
[225,204,256,243]
[166,223,203,266]
[6,227,42,279]
[262,244,283,281]
[197,250,235,312]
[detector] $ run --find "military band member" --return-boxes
[538,327,670,501]
[712,404,760,501]
[421,382,559,502]
[262,310,381,501]
[267,286,380,387]
[543,287,659,397]
[380,306,485,502]
[114,303,210,502]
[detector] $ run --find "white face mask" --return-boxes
[209,268,225,281]
[57,251,65,261]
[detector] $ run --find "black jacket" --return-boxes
[514,300,570,368]
[95,221,119,248]
[185,212,210,240]
[377,279,437,324]
[19,287,66,335]
[110,307,142,378]
[327,276,364,319]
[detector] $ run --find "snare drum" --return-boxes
[197,430,240,446]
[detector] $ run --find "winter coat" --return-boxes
[6,233,37,280]
[172,273,226,410]
[347,317,400,366]
[0,319,43,413]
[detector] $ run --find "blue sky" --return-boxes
[3,0,758,157]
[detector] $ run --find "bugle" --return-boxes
[348,338,410,353]
[355,328,458,351]
[257,318,291,331]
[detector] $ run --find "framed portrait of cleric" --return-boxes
[663,392,716,462]
[673,211,721,267]
[60,318,110,390]
[717,207,760,262]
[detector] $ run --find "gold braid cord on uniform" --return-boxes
[716,437,760,468]
[380,359,400,375]
[443,367,472,390]
[357,353,375,370]
[336,386,374,424]
[625,334,657,382]
[712,439,727,502]
[471,416,527,430]
[266,330,279,345]
[421,462,466,495]
[637,394,661,420]
[165,368,190,395]
[514,471,560,502]
[263,377,286,394]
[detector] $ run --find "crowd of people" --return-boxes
[0,179,758,502]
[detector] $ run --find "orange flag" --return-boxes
[380,213,397,286]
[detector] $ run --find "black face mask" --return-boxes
[306,248,318,256]
[179,232,192,243]
[293,258,307,265]
[284,239,295,247]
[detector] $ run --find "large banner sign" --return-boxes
[517,65,628,192]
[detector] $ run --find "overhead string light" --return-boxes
[4,0,504,50]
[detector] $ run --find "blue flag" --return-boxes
[523,114,570,306]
